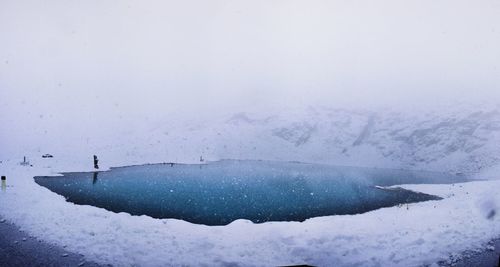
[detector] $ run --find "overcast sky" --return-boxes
[1,0,499,122]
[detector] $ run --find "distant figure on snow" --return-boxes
[93,155,99,169]
[20,156,30,166]
[1,176,6,192]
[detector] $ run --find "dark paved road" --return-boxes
[452,238,500,267]
[438,238,500,267]
[0,217,103,267]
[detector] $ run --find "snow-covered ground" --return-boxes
[0,105,499,266]
[0,160,498,266]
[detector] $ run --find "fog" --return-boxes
[1,0,500,156]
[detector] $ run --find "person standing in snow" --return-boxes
[1,176,6,192]
[93,155,99,169]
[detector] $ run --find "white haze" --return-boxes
[1,0,500,158]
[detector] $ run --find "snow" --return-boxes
[0,160,499,266]
[0,105,499,266]
[3,105,500,174]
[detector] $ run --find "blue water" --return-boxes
[34,160,468,226]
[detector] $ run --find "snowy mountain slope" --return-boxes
[2,105,498,174]
[132,105,500,174]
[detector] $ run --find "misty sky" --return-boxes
[1,0,500,123]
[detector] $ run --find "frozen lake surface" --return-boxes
[34,160,468,225]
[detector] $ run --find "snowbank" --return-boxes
[0,158,499,266]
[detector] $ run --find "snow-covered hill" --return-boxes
[3,104,499,174]
[132,105,500,174]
